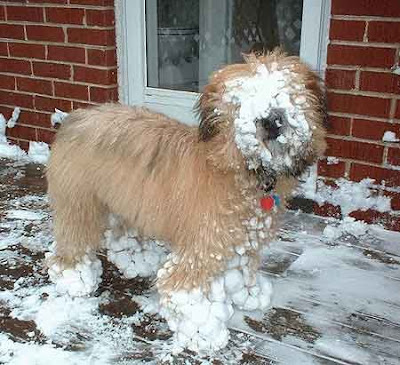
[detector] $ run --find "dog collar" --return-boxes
[260,194,280,211]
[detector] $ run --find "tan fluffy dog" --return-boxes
[47,50,326,352]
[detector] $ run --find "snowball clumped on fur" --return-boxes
[104,230,166,278]
[47,251,102,297]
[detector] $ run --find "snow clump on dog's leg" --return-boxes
[46,245,103,297]
[224,214,273,311]
[157,255,234,353]
[225,252,272,311]
[104,229,167,278]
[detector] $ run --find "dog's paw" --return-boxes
[159,284,234,353]
[46,253,102,297]
[105,232,166,278]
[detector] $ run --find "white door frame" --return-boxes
[115,0,331,124]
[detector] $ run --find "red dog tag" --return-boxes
[260,196,275,211]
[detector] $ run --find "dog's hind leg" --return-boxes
[46,191,106,297]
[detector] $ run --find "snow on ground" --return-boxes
[0,108,60,164]
[1,159,400,364]
[301,177,392,216]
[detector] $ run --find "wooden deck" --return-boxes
[1,158,399,364]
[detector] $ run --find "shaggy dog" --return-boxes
[46,50,327,352]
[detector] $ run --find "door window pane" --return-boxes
[146,0,303,92]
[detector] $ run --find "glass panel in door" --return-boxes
[145,0,304,92]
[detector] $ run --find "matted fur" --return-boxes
[47,50,327,292]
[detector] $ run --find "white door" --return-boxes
[117,0,330,125]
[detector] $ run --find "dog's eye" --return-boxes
[258,118,281,140]
[257,108,287,141]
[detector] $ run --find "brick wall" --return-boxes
[0,0,118,150]
[320,0,400,230]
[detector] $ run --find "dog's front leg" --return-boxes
[156,251,234,353]
[224,247,273,311]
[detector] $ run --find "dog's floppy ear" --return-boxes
[196,83,221,142]
[304,70,329,130]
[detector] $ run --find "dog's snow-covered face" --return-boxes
[197,52,327,191]
[224,63,312,174]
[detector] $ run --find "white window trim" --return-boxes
[115,0,331,124]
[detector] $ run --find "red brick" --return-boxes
[327,45,395,68]
[9,42,46,59]
[385,217,400,232]
[67,28,115,46]
[17,109,52,128]
[0,57,31,75]
[33,61,71,80]
[0,6,5,20]
[327,115,351,136]
[7,138,20,147]
[384,191,400,211]
[26,25,65,43]
[73,101,96,109]
[0,90,33,108]
[70,0,114,5]
[6,125,36,141]
[18,139,30,152]
[86,9,115,26]
[317,158,346,178]
[47,45,85,63]
[332,0,400,17]
[54,81,88,100]
[0,42,7,56]
[387,147,400,166]
[73,66,117,85]
[46,7,84,25]
[325,69,356,90]
[350,163,400,187]
[35,95,72,112]
[17,77,53,95]
[396,101,400,119]
[329,20,365,42]
[36,128,55,144]
[326,137,384,164]
[352,119,400,141]
[0,75,15,90]
[313,202,342,219]
[87,48,116,66]
[349,209,400,232]
[360,71,399,94]
[29,0,67,3]
[368,21,400,44]
[0,106,13,119]
[6,6,44,22]
[328,92,391,119]
[89,86,117,102]
[0,24,25,40]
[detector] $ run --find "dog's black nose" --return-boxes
[260,109,285,140]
